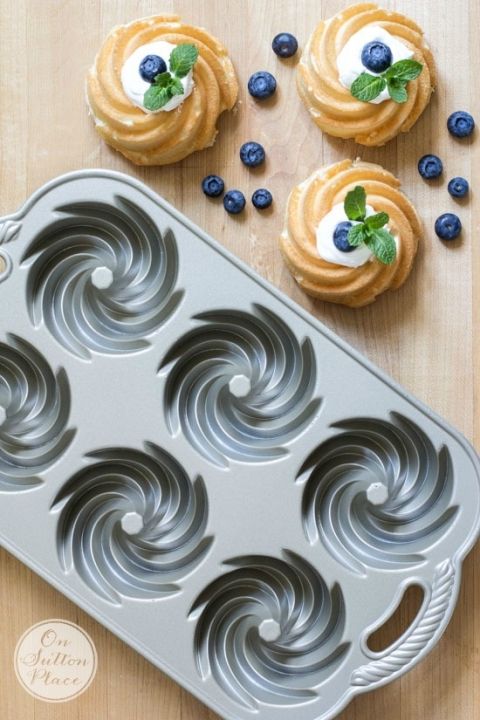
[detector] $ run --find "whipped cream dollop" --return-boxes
[337,26,414,104]
[316,203,397,268]
[121,40,194,113]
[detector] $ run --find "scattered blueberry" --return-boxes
[223,190,246,214]
[435,213,462,241]
[139,54,167,83]
[272,32,298,58]
[240,141,265,168]
[361,41,393,73]
[418,154,443,180]
[333,221,355,252]
[448,177,469,199]
[202,174,225,198]
[447,111,475,138]
[248,71,277,100]
[252,188,273,209]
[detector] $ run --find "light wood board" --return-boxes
[0,1,479,718]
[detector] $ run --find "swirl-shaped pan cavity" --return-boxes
[51,443,212,604]
[22,197,183,359]
[160,304,320,467]
[300,413,459,574]
[0,334,75,490]
[190,551,349,708]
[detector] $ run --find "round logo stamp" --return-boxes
[14,619,97,702]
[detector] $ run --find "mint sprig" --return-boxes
[350,59,423,104]
[344,186,396,265]
[143,43,198,111]
[144,73,184,111]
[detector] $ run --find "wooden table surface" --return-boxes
[1,1,479,718]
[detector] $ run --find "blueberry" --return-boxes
[418,154,443,180]
[447,111,475,138]
[248,71,277,100]
[333,221,355,252]
[240,141,265,168]
[435,213,462,241]
[448,177,469,199]
[139,54,167,83]
[272,32,298,58]
[361,41,393,73]
[223,190,246,214]
[252,188,273,209]
[202,174,225,198]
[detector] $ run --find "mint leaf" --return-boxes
[144,85,170,111]
[350,73,386,102]
[387,79,408,103]
[170,77,184,96]
[347,224,366,247]
[385,59,423,83]
[365,211,389,230]
[366,227,397,264]
[169,43,199,78]
[152,71,173,88]
[344,186,367,222]
[143,73,184,111]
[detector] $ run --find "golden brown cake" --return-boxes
[86,15,238,165]
[280,160,421,307]
[297,3,435,146]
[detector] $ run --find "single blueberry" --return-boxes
[252,188,273,209]
[240,141,266,168]
[361,41,393,73]
[333,221,355,252]
[435,213,462,241]
[448,177,469,199]
[202,175,225,198]
[248,71,277,100]
[447,111,475,138]
[139,54,167,83]
[223,190,246,214]
[418,154,443,180]
[272,32,298,58]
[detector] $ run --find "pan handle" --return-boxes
[0,216,22,282]
[351,559,457,688]
[0,217,21,245]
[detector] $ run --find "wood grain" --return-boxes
[0,1,479,719]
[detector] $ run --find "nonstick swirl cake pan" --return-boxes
[0,169,479,720]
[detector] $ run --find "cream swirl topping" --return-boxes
[316,202,398,268]
[316,203,374,267]
[121,40,194,113]
[337,25,414,104]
